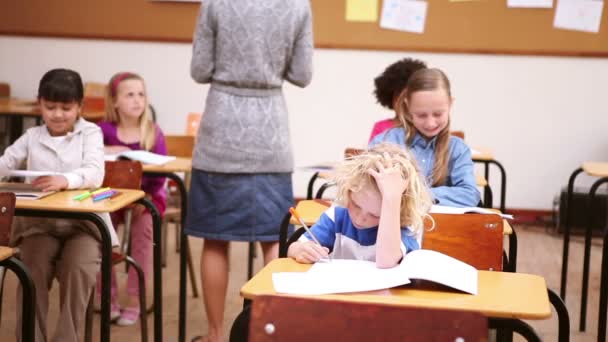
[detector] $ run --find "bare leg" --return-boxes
[260,241,278,265]
[200,239,229,342]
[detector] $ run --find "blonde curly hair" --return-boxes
[332,143,433,235]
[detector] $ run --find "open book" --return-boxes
[105,150,176,165]
[0,183,56,200]
[272,249,478,296]
[431,205,513,219]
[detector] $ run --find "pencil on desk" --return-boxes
[289,207,332,261]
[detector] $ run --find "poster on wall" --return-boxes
[379,0,428,34]
[507,0,552,7]
[149,0,200,2]
[553,0,604,33]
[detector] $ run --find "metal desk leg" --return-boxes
[1,256,36,342]
[138,198,163,342]
[507,227,518,272]
[560,167,583,300]
[598,220,608,342]
[548,288,570,342]
[488,318,541,342]
[580,177,608,332]
[306,172,320,200]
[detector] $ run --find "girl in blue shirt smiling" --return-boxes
[369,68,480,207]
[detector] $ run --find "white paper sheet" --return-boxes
[430,205,514,219]
[8,170,62,178]
[380,0,428,34]
[105,150,176,165]
[272,259,411,295]
[554,0,604,33]
[508,0,553,7]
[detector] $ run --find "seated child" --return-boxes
[369,58,427,142]
[288,143,432,268]
[0,68,117,342]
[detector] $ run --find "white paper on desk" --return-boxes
[553,0,604,33]
[380,0,428,34]
[8,170,62,178]
[430,205,514,219]
[402,250,478,295]
[272,259,411,295]
[507,0,552,7]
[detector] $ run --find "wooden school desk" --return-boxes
[560,161,608,341]
[0,98,105,146]
[235,258,563,340]
[14,187,163,342]
[141,158,193,342]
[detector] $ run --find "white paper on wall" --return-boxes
[380,0,428,34]
[553,0,604,33]
[507,0,553,7]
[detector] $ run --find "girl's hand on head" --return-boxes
[287,241,330,264]
[105,145,132,154]
[32,175,69,192]
[368,152,408,199]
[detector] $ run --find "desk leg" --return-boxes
[599,222,608,342]
[1,256,36,342]
[138,197,163,342]
[488,319,541,342]
[580,177,608,332]
[507,227,517,273]
[560,168,583,300]
[306,172,320,200]
[548,288,570,342]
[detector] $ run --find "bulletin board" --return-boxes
[1,0,607,57]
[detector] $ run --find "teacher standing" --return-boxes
[185,0,313,341]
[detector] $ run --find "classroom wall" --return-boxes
[1,35,607,210]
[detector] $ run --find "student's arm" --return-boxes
[143,126,168,194]
[287,208,334,263]
[190,1,216,84]
[69,125,105,189]
[285,2,313,87]
[0,131,30,177]
[369,160,406,268]
[431,140,480,207]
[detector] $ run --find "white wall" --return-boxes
[1,35,607,210]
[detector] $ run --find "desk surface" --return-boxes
[0,98,105,121]
[15,188,144,213]
[142,158,192,173]
[471,147,495,161]
[582,162,608,178]
[241,258,551,320]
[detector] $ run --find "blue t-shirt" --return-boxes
[301,206,420,261]
[369,128,480,207]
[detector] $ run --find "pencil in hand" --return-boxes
[289,207,332,261]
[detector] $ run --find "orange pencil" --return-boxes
[289,207,332,261]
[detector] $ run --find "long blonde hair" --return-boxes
[395,68,451,187]
[333,143,433,236]
[105,72,156,151]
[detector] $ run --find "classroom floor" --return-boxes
[0,223,603,341]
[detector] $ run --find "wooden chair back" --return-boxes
[423,213,504,271]
[0,192,16,246]
[102,160,143,190]
[344,147,364,158]
[165,135,195,158]
[451,130,465,140]
[84,82,107,98]
[186,112,202,136]
[249,295,488,342]
[0,83,10,98]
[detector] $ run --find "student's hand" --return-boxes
[287,241,330,264]
[32,175,69,192]
[368,152,407,200]
[105,145,131,154]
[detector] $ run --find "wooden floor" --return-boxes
[0,223,604,341]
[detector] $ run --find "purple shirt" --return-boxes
[98,121,167,215]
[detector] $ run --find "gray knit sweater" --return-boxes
[190,0,313,173]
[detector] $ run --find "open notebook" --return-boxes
[0,183,55,200]
[104,150,176,165]
[272,250,478,296]
[430,205,514,219]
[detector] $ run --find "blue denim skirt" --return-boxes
[184,169,293,242]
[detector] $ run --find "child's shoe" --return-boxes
[116,307,139,326]
[110,302,121,322]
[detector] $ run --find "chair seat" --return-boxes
[0,246,16,262]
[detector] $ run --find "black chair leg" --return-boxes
[126,256,148,342]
